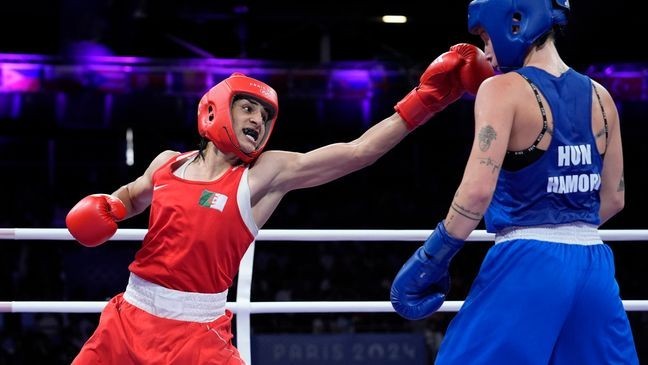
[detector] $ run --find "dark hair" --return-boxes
[533,25,564,50]
[195,136,209,161]
[233,94,276,122]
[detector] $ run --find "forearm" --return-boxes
[350,113,410,166]
[112,179,151,220]
[111,185,137,220]
[272,113,411,191]
[599,202,621,226]
[599,185,625,225]
[598,144,624,225]
[443,205,484,240]
[443,185,492,240]
[307,113,409,182]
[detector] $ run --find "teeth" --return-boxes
[243,128,258,142]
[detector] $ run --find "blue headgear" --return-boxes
[468,0,570,72]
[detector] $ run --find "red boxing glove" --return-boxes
[395,43,494,130]
[451,43,495,95]
[65,194,127,247]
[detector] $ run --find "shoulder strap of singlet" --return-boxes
[507,74,549,156]
[174,150,199,162]
[152,150,198,180]
[592,82,610,146]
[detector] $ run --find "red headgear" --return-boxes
[197,72,279,163]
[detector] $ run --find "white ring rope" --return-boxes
[0,301,472,314]
[1,227,646,314]
[2,227,647,364]
[4,300,648,314]
[2,300,647,314]
[2,228,648,241]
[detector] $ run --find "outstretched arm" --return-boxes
[255,43,493,194]
[256,112,410,192]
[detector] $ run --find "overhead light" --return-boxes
[382,15,407,24]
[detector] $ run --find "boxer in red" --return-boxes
[66,44,493,364]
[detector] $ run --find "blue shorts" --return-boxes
[435,239,638,365]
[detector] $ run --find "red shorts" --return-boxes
[72,293,245,364]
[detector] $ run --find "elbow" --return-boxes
[600,192,624,224]
[461,184,494,211]
[609,193,625,216]
[474,191,494,211]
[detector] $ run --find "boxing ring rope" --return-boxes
[2,228,648,364]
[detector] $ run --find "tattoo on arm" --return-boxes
[445,191,461,225]
[477,157,501,173]
[618,172,625,192]
[451,200,482,221]
[446,213,455,225]
[478,125,497,152]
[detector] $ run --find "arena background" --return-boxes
[0,1,646,364]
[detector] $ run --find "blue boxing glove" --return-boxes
[390,221,465,320]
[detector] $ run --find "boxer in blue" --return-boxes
[390,0,639,363]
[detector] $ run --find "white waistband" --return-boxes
[123,273,227,323]
[494,223,603,246]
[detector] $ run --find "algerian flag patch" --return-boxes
[199,190,228,212]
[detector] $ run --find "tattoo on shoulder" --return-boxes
[478,125,497,152]
[451,201,482,221]
[477,157,501,173]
